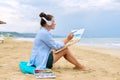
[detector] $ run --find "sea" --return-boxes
[15,37,120,49]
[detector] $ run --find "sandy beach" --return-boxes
[0,38,120,80]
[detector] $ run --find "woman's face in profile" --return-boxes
[50,18,56,30]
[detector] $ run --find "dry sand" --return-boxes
[0,39,120,80]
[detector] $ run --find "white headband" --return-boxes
[41,17,51,25]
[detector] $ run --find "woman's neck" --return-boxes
[44,25,51,31]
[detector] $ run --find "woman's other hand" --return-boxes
[64,33,74,44]
[67,33,74,41]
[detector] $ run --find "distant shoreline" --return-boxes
[13,37,120,49]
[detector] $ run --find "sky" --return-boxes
[0,0,120,37]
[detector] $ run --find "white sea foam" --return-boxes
[111,43,120,47]
[78,38,120,48]
[14,37,120,48]
[15,38,34,42]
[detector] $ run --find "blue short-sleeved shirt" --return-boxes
[27,27,64,70]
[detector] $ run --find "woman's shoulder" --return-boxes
[38,28,49,36]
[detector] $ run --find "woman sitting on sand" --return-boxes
[27,12,86,70]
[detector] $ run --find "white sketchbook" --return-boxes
[53,28,85,54]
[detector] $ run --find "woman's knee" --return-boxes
[63,47,69,52]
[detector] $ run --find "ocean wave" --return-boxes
[15,38,34,41]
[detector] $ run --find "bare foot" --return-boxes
[73,65,87,71]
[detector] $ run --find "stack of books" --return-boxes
[34,69,56,79]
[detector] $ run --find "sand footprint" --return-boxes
[81,68,96,74]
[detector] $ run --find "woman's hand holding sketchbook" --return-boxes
[53,28,85,54]
[66,28,85,46]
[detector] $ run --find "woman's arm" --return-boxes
[41,32,64,50]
